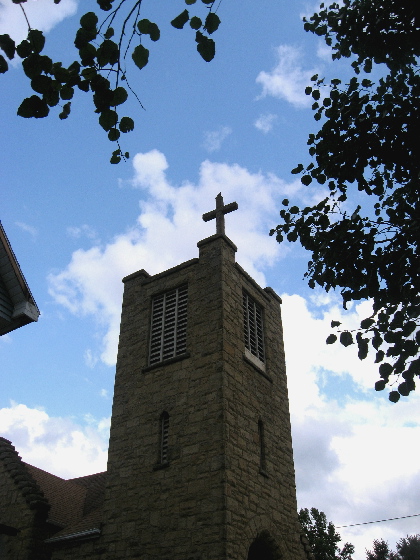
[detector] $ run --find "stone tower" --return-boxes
[101,194,307,560]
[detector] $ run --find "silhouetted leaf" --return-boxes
[132,44,149,69]
[17,95,49,118]
[112,87,128,106]
[80,12,98,30]
[291,164,304,174]
[0,34,15,59]
[108,127,120,141]
[97,40,119,67]
[60,85,74,100]
[137,19,160,41]
[99,109,118,131]
[110,149,121,164]
[196,33,215,62]
[59,101,71,119]
[119,116,134,133]
[79,44,96,65]
[30,75,52,94]
[340,331,353,347]
[28,30,45,54]
[190,16,202,30]
[357,335,369,360]
[16,39,31,58]
[379,362,393,378]
[0,54,8,73]
[171,10,189,29]
[204,13,220,34]
[375,380,386,391]
[389,391,400,403]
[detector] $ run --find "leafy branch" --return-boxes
[271,0,420,402]
[0,0,222,163]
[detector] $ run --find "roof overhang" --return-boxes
[0,221,40,335]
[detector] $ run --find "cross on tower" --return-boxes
[202,193,238,235]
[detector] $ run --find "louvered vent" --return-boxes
[243,292,265,363]
[149,285,188,365]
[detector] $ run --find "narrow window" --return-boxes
[149,285,188,365]
[243,292,265,363]
[159,411,169,464]
[258,419,267,474]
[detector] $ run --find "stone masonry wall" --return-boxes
[0,437,50,560]
[100,238,233,559]
[50,233,306,560]
[217,260,306,560]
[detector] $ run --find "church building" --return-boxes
[0,195,312,560]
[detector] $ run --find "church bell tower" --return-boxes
[102,194,307,560]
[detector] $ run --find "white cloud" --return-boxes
[202,126,232,152]
[15,221,38,239]
[48,150,311,366]
[316,40,333,62]
[0,402,108,479]
[256,45,320,108]
[0,0,77,43]
[299,1,324,21]
[281,293,420,559]
[282,293,377,417]
[84,348,98,369]
[67,224,98,241]
[254,113,277,133]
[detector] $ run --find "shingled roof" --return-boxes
[0,436,106,547]
[0,221,40,335]
[26,465,107,543]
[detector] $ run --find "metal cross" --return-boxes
[202,193,238,235]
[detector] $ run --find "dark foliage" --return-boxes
[271,0,420,401]
[366,535,420,560]
[0,0,221,163]
[299,508,354,560]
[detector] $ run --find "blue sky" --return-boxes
[1,1,419,557]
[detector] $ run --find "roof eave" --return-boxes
[0,221,40,335]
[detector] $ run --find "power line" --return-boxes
[337,513,420,529]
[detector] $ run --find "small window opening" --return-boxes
[258,419,267,475]
[160,411,169,464]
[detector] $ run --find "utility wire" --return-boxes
[336,512,420,529]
